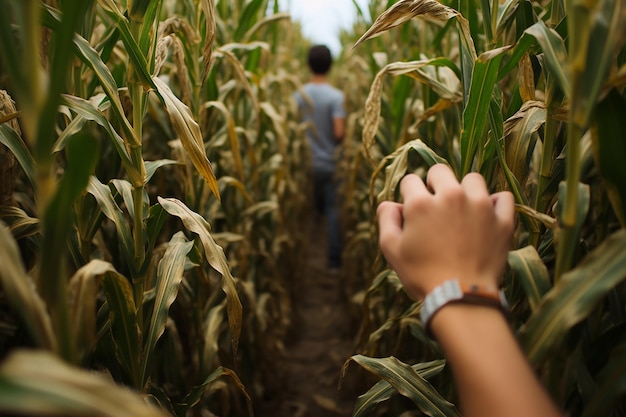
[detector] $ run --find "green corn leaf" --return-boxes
[34,0,92,162]
[101,269,141,388]
[241,12,291,43]
[174,366,251,417]
[138,0,162,59]
[110,179,140,220]
[0,207,39,240]
[64,27,138,148]
[497,31,536,80]
[141,233,193,388]
[581,344,626,417]
[87,177,135,276]
[58,94,133,169]
[373,139,448,203]
[233,0,265,41]
[555,181,590,279]
[146,204,168,261]
[0,124,35,187]
[508,245,552,312]
[503,100,546,185]
[145,160,180,183]
[0,350,168,417]
[0,223,57,351]
[521,229,626,365]
[39,133,98,359]
[524,20,570,97]
[591,89,626,227]
[460,47,507,175]
[568,0,626,129]
[68,260,122,361]
[97,0,158,92]
[158,197,242,355]
[349,360,446,417]
[346,355,461,417]
[0,2,28,104]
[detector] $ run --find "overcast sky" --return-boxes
[275,0,371,55]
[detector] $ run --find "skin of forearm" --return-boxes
[431,304,561,417]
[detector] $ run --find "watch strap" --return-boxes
[420,279,507,335]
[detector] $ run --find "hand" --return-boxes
[377,164,515,299]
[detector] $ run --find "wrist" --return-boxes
[420,279,508,336]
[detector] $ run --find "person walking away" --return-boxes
[295,45,346,272]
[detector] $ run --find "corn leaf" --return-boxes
[0,124,35,187]
[153,77,220,200]
[460,47,507,175]
[58,94,133,169]
[158,197,242,354]
[175,366,251,416]
[521,229,626,365]
[362,59,460,165]
[349,360,446,417]
[141,233,193,387]
[503,100,546,184]
[0,207,39,240]
[68,260,128,362]
[62,26,138,148]
[233,0,265,42]
[87,177,135,276]
[202,303,226,375]
[524,20,570,97]
[0,223,57,351]
[0,350,168,417]
[145,160,179,183]
[354,0,459,48]
[508,246,552,312]
[346,355,461,417]
[591,89,626,226]
[97,0,158,92]
[568,0,626,129]
[373,139,447,203]
[101,270,141,388]
[581,344,626,417]
[199,0,216,84]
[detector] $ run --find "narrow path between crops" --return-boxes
[257,216,362,417]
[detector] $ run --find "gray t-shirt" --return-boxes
[295,83,346,173]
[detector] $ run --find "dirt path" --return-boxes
[258,218,361,417]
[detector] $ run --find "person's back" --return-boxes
[294,45,346,271]
[298,82,344,173]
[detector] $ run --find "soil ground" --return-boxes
[257,217,363,417]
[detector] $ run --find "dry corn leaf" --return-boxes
[153,76,220,200]
[200,0,216,85]
[363,60,459,165]
[354,0,459,48]
[204,101,244,181]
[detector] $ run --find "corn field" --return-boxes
[0,0,625,416]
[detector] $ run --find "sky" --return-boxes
[275,0,371,56]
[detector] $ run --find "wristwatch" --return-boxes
[420,279,508,334]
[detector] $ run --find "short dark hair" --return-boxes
[307,45,333,75]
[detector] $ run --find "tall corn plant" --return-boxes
[0,0,256,415]
[339,0,626,416]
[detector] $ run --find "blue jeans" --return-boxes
[313,170,342,269]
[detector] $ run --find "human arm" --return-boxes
[333,116,345,141]
[376,164,561,417]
